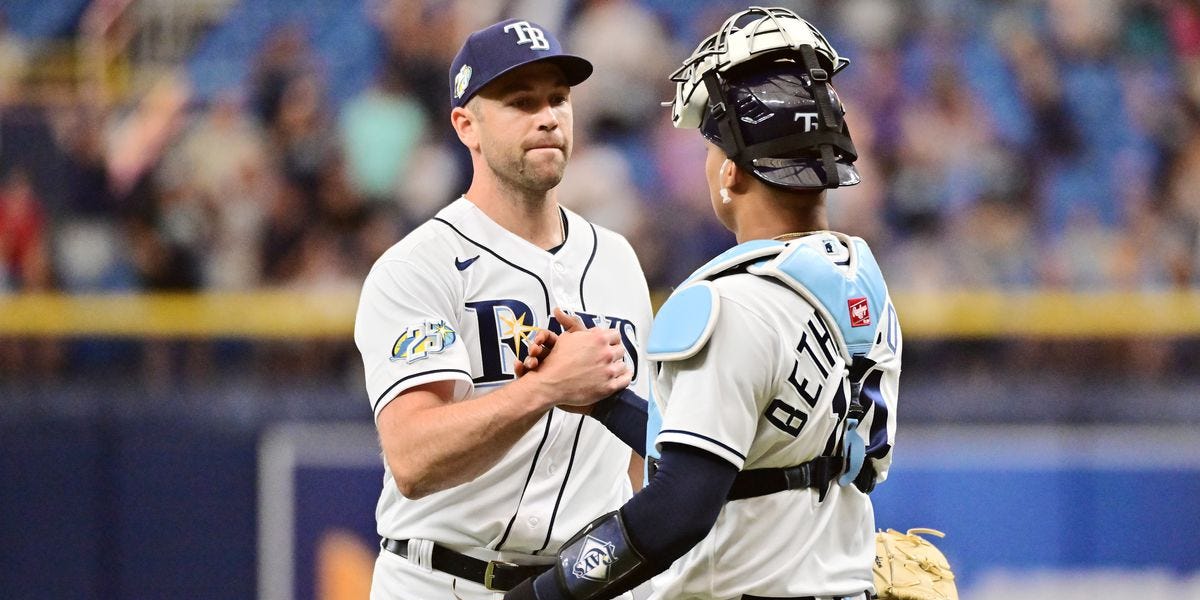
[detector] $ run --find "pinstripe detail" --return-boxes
[579,223,598,311]
[535,413,586,554]
[433,217,551,315]
[495,410,555,551]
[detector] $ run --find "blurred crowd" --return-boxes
[2,0,1200,385]
[3,0,1199,299]
[0,0,1197,427]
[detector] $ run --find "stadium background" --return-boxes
[2,0,1199,598]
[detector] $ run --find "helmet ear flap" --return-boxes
[797,43,845,189]
[700,70,745,167]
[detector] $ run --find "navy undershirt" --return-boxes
[531,442,739,599]
[589,388,648,456]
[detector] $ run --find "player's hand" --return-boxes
[525,308,631,410]
[513,308,586,375]
[514,328,557,377]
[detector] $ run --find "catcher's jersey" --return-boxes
[354,197,652,555]
[649,232,902,599]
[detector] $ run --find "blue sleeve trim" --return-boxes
[372,368,472,411]
[657,429,746,461]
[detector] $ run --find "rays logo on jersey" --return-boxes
[466,299,641,385]
[391,320,457,363]
[571,535,616,582]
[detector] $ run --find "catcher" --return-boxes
[503,6,960,600]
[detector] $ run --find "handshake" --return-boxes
[514,308,633,414]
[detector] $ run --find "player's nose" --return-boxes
[535,102,560,131]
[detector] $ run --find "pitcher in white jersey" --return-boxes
[353,17,652,599]
[503,8,901,600]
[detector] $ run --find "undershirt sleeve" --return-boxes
[531,442,737,599]
[590,388,650,456]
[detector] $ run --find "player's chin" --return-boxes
[521,158,567,188]
[525,147,568,168]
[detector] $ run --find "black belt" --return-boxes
[380,538,551,591]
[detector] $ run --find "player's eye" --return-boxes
[511,94,542,111]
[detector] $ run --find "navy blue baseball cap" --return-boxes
[449,18,593,109]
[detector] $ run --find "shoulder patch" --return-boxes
[391,320,457,363]
[646,282,720,362]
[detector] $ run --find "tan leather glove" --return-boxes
[873,528,958,600]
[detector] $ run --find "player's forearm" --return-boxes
[589,388,649,456]
[379,376,564,499]
[517,444,737,600]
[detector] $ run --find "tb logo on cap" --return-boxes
[503,21,550,50]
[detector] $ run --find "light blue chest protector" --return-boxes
[643,234,887,493]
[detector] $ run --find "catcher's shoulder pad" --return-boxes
[646,282,720,362]
[679,239,786,286]
[648,239,786,362]
[748,235,887,357]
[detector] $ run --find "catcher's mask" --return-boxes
[667,6,860,190]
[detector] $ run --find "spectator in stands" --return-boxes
[339,68,429,210]
[0,168,50,291]
[250,24,317,129]
[0,9,29,105]
[162,93,273,289]
[566,0,675,139]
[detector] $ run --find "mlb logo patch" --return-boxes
[848,297,871,327]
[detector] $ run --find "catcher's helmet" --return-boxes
[667,7,860,190]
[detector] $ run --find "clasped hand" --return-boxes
[515,308,631,413]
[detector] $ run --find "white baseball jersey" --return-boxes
[647,233,901,599]
[353,197,652,583]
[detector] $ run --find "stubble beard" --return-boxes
[490,146,569,197]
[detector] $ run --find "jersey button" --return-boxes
[553,262,565,273]
[527,516,540,528]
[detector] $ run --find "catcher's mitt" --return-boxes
[872,528,958,600]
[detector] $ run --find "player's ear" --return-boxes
[722,158,744,193]
[450,105,482,152]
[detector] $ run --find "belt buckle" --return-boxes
[483,560,520,591]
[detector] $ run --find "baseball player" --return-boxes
[504,7,901,600]
[353,18,653,600]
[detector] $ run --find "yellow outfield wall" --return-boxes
[0,290,1198,339]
